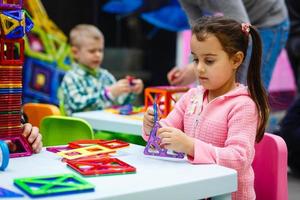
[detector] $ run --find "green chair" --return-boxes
[94,130,146,146]
[40,116,94,146]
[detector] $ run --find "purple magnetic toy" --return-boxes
[144,101,184,159]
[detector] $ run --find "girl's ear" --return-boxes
[231,51,244,69]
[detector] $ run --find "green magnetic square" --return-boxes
[14,173,94,197]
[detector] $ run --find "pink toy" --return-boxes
[252,133,288,200]
[0,134,32,158]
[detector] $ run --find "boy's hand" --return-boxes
[157,126,194,156]
[143,107,155,136]
[109,79,131,98]
[130,78,144,94]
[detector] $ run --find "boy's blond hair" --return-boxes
[69,24,104,47]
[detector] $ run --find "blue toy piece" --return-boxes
[24,11,34,33]
[141,0,189,32]
[0,187,23,198]
[102,0,143,14]
[23,58,66,105]
[101,0,189,32]
[119,104,133,115]
[0,140,9,171]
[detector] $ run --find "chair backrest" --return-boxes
[23,103,61,127]
[40,116,94,146]
[252,133,288,200]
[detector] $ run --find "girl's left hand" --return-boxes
[157,126,194,155]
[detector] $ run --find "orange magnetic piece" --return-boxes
[144,86,189,118]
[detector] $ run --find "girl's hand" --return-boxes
[143,107,155,136]
[157,126,194,156]
[130,78,144,94]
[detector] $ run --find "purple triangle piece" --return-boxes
[144,122,184,159]
[0,187,23,197]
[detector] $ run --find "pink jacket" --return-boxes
[143,84,258,200]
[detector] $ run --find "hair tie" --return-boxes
[241,23,251,36]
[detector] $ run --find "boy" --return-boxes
[60,24,144,115]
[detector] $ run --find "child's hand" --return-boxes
[109,79,131,98]
[22,123,43,153]
[157,126,194,155]
[143,107,155,136]
[130,78,144,94]
[7,123,43,153]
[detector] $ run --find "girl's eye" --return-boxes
[192,58,199,64]
[205,59,215,65]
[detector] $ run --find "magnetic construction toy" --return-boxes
[144,86,189,118]
[144,99,184,159]
[22,0,72,105]
[0,0,34,157]
[14,173,94,197]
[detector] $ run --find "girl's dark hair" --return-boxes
[192,16,269,142]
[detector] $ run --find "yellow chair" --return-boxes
[40,116,94,146]
[23,103,61,128]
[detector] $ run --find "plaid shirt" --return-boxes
[59,63,134,115]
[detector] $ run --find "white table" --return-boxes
[0,145,237,200]
[73,110,143,136]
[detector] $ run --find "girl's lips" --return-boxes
[199,77,208,80]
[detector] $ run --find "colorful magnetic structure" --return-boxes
[49,139,135,177]
[0,0,33,157]
[22,0,72,105]
[14,173,95,197]
[144,101,184,159]
[66,157,136,176]
[144,86,189,118]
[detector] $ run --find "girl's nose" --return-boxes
[197,63,205,73]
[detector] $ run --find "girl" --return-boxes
[143,16,269,199]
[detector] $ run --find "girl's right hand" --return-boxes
[143,107,155,135]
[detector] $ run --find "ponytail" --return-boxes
[247,26,269,142]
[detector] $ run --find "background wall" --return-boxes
[41,0,177,87]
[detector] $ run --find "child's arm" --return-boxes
[108,77,143,106]
[60,73,114,112]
